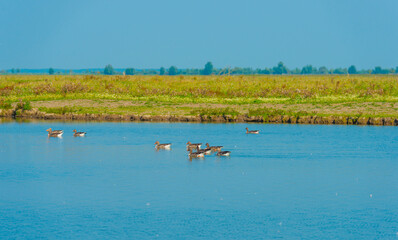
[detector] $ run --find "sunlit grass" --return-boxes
[1,75,398,118]
[1,75,398,103]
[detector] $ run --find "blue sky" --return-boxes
[0,0,397,69]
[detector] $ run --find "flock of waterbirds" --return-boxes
[46,128,86,137]
[46,126,260,158]
[155,127,260,159]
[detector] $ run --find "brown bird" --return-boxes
[46,128,63,137]
[206,143,223,152]
[216,150,231,156]
[187,141,202,151]
[197,147,212,155]
[246,127,259,134]
[188,147,205,158]
[73,129,86,137]
[154,141,172,149]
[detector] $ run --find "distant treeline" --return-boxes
[2,62,398,75]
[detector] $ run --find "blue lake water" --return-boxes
[0,120,397,239]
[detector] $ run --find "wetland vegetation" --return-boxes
[1,74,398,124]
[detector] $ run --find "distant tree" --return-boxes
[288,68,300,74]
[184,68,201,75]
[254,68,262,74]
[104,64,114,75]
[168,66,178,75]
[301,65,314,74]
[11,68,15,74]
[217,67,231,75]
[202,62,214,75]
[144,69,158,75]
[229,67,256,75]
[125,68,136,75]
[395,66,398,74]
[231,67,242,75]
[242,67,254,75]
[348,65,357,74]
[16,68,21,74]
[318,66,329,74]
[262,68,271,74]
[272,62,288,74]
[357,69,370,74]
[373,66,382,74]
[333,68,347,74]
[159,67,166,75]
[372,66,389,74]
[49,68,55,75]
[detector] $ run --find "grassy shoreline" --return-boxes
[0,108,396,126]
[1,75,398,124]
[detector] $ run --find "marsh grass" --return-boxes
[1,75,398,118]
[0,99,12,109]
[1,75,398,103]
[248,107,311,120]
[16,100,32,111]
[38,106,84,115]
[38,105,184,116]
[190,107,240,117]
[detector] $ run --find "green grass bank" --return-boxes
[1,74,398,125]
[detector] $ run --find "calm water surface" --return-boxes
[0,120,397,239]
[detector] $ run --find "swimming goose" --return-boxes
[246,127,259,134]
[155,141,172,149]
[206,143,223,152]
[46,128,63,137]
[216,150,231,156]
[188,147,205,158]
[197,147,212,155]
[47,128,63,134]
[187,141,202,150]
[73,129,86,137]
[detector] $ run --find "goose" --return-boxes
[46,128,63,137]
[73,129,86,137]
[187,141,202,150]
[197,147,212,155]
[246,127,259,134]
[206,143,223,152]
[216,150,231,156]
[47,128,63,134]
[188,147,205,158]
[154,141,172,149]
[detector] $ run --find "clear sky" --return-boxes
[1,0,397,69]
